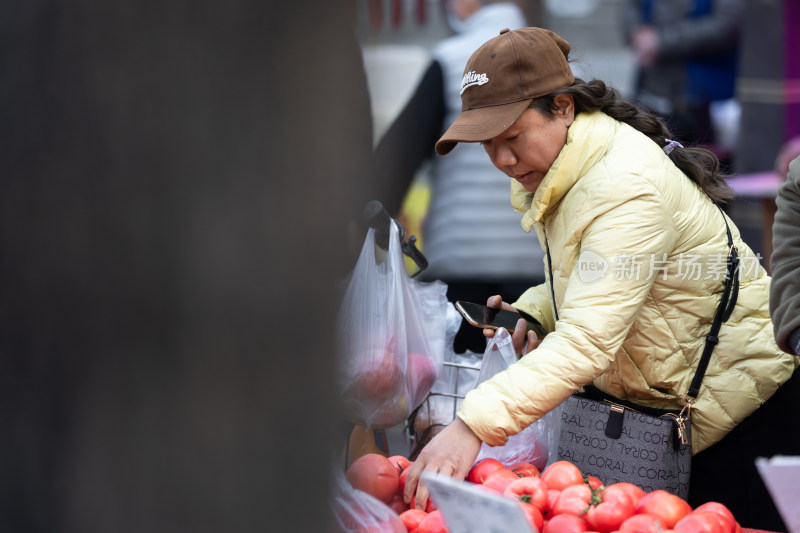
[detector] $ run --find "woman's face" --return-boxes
[481,94,574,194]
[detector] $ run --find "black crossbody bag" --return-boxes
[549,205,739,499]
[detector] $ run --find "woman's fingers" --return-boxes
[486,294,503,308]
[512,318,527,355]
[526,330,540,351]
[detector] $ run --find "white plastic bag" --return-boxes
[472,328,560,471]
[330,465,406,533]
[336,222,449,429]
[412,303,482,449]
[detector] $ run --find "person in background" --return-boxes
[770,152,800,358]
[734,0,800,175]
[372,0,545,353]
[623,0,743,162]
[399,26,799,531]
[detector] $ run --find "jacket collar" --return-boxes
[511,111,616,231]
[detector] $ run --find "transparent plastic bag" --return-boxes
[336,223,449,429]
[472,328,561,471]
[412,303,482,447]
[330,466,406,533]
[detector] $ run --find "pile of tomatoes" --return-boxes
[344,454,741,533]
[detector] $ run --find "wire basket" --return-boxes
[406,358,482,460]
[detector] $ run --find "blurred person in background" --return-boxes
[373,0,546,354]
[623,0,744,165]
[734,0,800,174]
[770,153,800,359]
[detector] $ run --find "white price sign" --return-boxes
[421,471,536,533]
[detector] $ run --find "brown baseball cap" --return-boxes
[435,27,574,156]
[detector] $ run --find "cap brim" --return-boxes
[435,99,532,155]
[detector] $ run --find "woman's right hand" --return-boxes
[483,295,540,357]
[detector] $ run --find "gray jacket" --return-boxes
[770,156,800,355]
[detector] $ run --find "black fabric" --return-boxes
[372,60,446,215]
[689,367,800,532]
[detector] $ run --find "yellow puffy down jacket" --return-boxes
[457,111,798,453]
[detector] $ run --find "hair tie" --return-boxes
[663,139,684,155]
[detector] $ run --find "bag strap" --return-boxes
[544,203,740,402]
[686,204,739,399]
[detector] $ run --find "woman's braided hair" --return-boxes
[530,78,734,204]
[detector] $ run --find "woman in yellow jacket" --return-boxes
[402,27,799,531]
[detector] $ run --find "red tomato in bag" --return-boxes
[584,485,635,533]
[467,458,507,484]
[542,461,584,491]
[387,494,410,514]
[346,453,401,504]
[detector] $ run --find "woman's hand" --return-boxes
[402,417,482,511]
[483,295,540,357]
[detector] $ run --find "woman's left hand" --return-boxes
[402,417,482,511]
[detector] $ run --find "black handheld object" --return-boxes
[455,301,548,338]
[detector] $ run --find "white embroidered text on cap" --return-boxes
[460,71,489,95]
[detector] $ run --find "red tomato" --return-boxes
[467,458,507,484]
[619,513,666,533]
[633,490,691,528]
[543,513,590,533]
[584,485,635,533]
[692,503,737,533]
[387,455,412,475]
[387,494,410,514]
[408,491,437,512]
[346,453,401,504]
[674,512,725,533]
[584,475,604,490]
[416,510,449,533]
[398,509,428,533]
[509,461,541,478]
[399,466,411,493]
[504,476,549,510]
[542,461,585,491]
[544,489,561,514]
[519,501,545,532]
[407,352,437,396]
[482,468,520,493]
[612,483,647,507]
[552,483,592,516]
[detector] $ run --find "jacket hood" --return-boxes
[511,111,615,231]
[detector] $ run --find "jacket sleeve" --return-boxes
[458,179,677,445]
[371,60,446,216]
[769,156,800,355]
[657,0,744,59]
[512,284,556,334]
